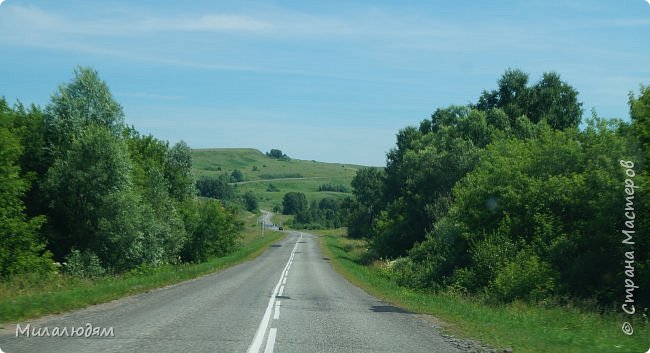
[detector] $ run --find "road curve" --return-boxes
[0,232,462,353]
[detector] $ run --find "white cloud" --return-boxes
[116,92,186,101]
[138,14,270,32]
[0,2,641,78]
[0,5,271,36]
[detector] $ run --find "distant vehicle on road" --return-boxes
[278,226,284,231]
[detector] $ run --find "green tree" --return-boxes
[630,85,650,164]
[230,169,244,183]
[0,107,54,277]
[45,67,125,156]
[266,149,289,160]
[346,168,384,238]
[529,72,582,129]
[628,86,650,300]
[476,68,530,120]
[375,107,482,257]
[267,149,283,159]
[196,176,235,200]
[242,191,258,212]
[181,200,240,262]
[125,128,187,266]
[475,69,582,130]
[408,120,639,303]
[282,192,308,215]
[294,197,344,229]
[43,125,137,268]
[166,141,195,202]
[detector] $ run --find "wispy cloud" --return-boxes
[0,2,642,78]
[116,92,186,101]
[138,14,270,32]
[0,5,271,36]
[0,4,528,42]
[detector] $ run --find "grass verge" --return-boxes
[317,229,649,353]
[0,229,285,325]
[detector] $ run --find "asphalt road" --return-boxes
[0,231,462,353]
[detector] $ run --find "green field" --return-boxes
[192,148,366,209]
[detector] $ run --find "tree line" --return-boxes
[1,67,243,279]
[345,69,649,307]
[281,192,346,229]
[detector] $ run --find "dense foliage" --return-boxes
[318,183,349,193]
[345,69,649,307]
[266,149,290,160]
[282,192,308,215]
[230,169,245,183]
[242,191,259,212]
[291,197,347,229]
[0,67,243,279]
[0,102,54,277]
[196,176,235,200]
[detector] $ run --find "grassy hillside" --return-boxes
[192,148,366,209]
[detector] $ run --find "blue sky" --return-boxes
[1,0,649,166]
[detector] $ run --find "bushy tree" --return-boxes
[166,141,195,202]
[372,107,483,257]
[181,200,241,262]
[45,67,125,156]
[242,191,258,212]
[529,72,582,129]
[628,86,650,301]
[125,128,187,266]
[0,106,54,277]
[7,102,51,219]
[230,169,244,183]
[293,197,345,229]
[630,85,650,165]
[346,168,384,238]
[196,176,235,200]
[0,67,244,278]
[408,120,641,303]
[282,192,308,215]
[475,69,582,130]
[43,125,137,267]
[318,183,349,192]
[266,149,289,160]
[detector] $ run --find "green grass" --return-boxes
[0,215,286,325]
[237,179,351,210]
[192,148,364,209]
[317,230,650,353]
[192,148,365,180]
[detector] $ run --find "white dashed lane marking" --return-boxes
[273,301,281,320]
[246,233,302,353]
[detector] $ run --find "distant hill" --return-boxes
[191,148,366,209]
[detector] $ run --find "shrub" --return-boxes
[318,183,349,193]
[63,249,106,278]
[489,250,556,303]
[242,191,258,212]
[196,176,235,200]
[181,200,241,262]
